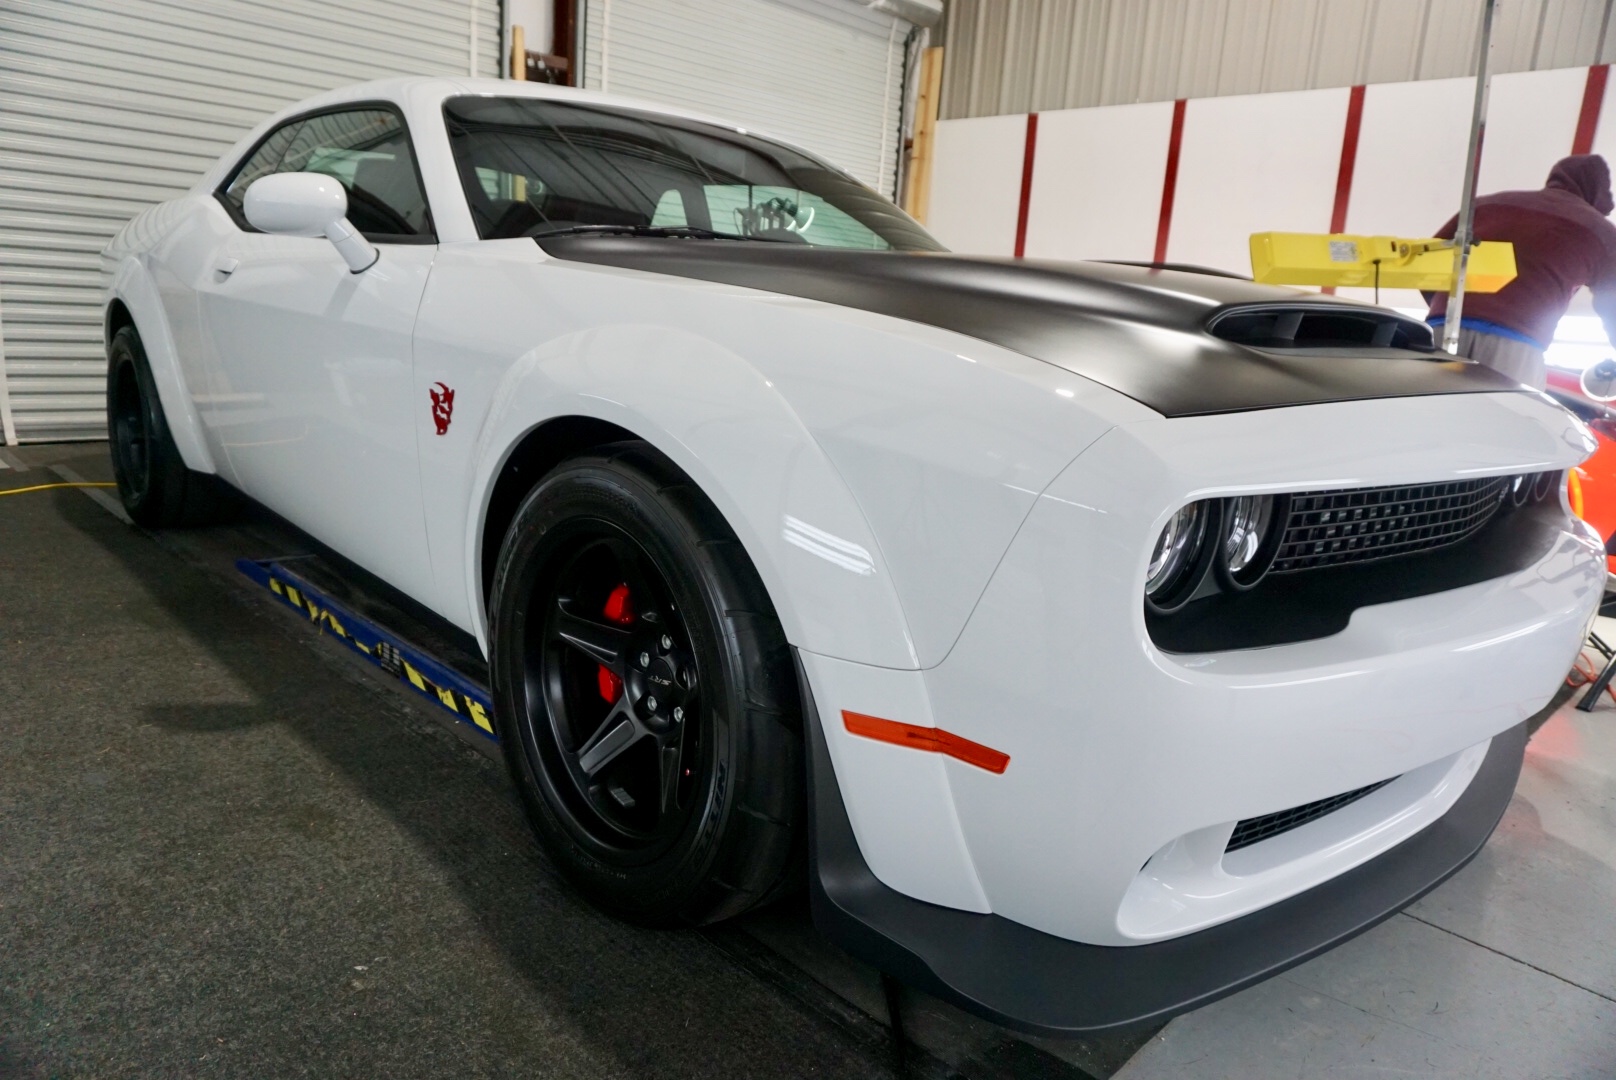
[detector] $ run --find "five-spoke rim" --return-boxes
[521,530,703,850]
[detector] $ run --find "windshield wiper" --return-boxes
[528,224,790,242]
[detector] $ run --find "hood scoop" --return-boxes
[1208,304,1435,352]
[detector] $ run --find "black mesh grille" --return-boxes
[1226,777,1397,853]
[1272,477,1509,573]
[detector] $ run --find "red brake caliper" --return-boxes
[597,583,633,702]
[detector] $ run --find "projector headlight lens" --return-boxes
[1223,495,1275,575]
[1510,473,1531,507]
[1146,501,1212,610]
[1531,470,1557,503]
[1215,493,1285,590]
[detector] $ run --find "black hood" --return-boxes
[537,239,1519,417]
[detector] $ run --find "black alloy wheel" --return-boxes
[105,325,223,527]
[531,531,705,850]
[109,348,153,506]
[489,443,802,926]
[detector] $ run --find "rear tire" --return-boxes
[488,442,802,926]
[106,325,224,526]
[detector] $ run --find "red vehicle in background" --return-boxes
[1547,368,1616,572]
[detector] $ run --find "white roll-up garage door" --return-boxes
[0,0,502,444]
[579,0,910,197]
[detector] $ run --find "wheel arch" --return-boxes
[478,414,646,606]
[465,389,921,673]
[105,297,135,343]
[105,256,216,475]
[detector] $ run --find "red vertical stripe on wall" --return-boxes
[1329,86,1367,233]
[1574,64,1609,155]
[1154,99,1187,264]
[1014,113,1039,258]
[1321,85,1366,295]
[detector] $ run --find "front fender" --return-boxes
[462,322,923,670]
[418,243,1153,671]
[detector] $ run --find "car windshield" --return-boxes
[442,95,945,252]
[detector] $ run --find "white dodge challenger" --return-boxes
[102,77,1605,1034]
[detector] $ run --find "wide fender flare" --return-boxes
[465,324,923,670]
[108,255,215,474]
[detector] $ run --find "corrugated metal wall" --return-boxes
[0,0,502,444]
[579,0,909,195]
[939,0,1616,120]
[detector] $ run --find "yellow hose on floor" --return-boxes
[0,481,116,497]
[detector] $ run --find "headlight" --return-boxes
[1530,470,1557,503]
[1510,473,1531,507]
[1145,501,1215,612]
[1513,470,1563,507]
[1216,494,1285,590]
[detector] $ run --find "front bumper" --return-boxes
[802,650,1528,1036]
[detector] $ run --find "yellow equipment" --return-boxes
[1249,232,1517,293]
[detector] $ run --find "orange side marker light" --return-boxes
[1569,467,1586,520]
[841,710,1010,774]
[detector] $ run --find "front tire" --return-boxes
[488,443,802,926]
[106,325,221,526]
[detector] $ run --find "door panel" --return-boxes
[197,235,436,596]
[190,103,442,601]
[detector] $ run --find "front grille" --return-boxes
[1226,777,1397,853]
[1272,477,1510,573]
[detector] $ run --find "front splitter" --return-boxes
[799,649,1527,1037]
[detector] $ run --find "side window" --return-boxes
[220,122,300,214]
[219,108,434,242]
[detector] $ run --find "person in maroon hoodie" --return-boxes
[1427,154,1616,390]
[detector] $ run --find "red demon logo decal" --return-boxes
[429,382,455,435]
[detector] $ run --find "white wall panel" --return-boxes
[1168,87,1349,275]
[1338,77,1474,309]
[0,0,501,444]
[927,115,1027,256]
[1478,67,1589,194]
[1023,101,1174,262]
[1346,77,1473,238]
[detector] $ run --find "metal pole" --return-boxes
[0,294,16,446]
[1444,0,1498,355]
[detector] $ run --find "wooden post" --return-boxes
[511,23,527,80]
[903,47,943,225]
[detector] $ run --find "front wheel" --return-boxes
[106,324,222,526]
[488,443,802,926]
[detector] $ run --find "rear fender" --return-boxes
[107,256,215,475]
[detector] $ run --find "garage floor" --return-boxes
[2,442,1613,1079]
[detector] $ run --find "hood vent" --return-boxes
[1209,305,1435,351]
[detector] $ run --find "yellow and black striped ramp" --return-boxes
[237,557,497,742]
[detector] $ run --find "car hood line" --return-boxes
[536,238,1521,418]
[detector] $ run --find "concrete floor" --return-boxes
[2,441,1614,1078]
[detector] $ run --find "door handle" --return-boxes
[213,256,240,278]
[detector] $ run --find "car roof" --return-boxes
[292,76,762,143]
[196,76,816,195]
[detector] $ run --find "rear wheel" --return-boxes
[488,443,802,926]
[106,325,222,526]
